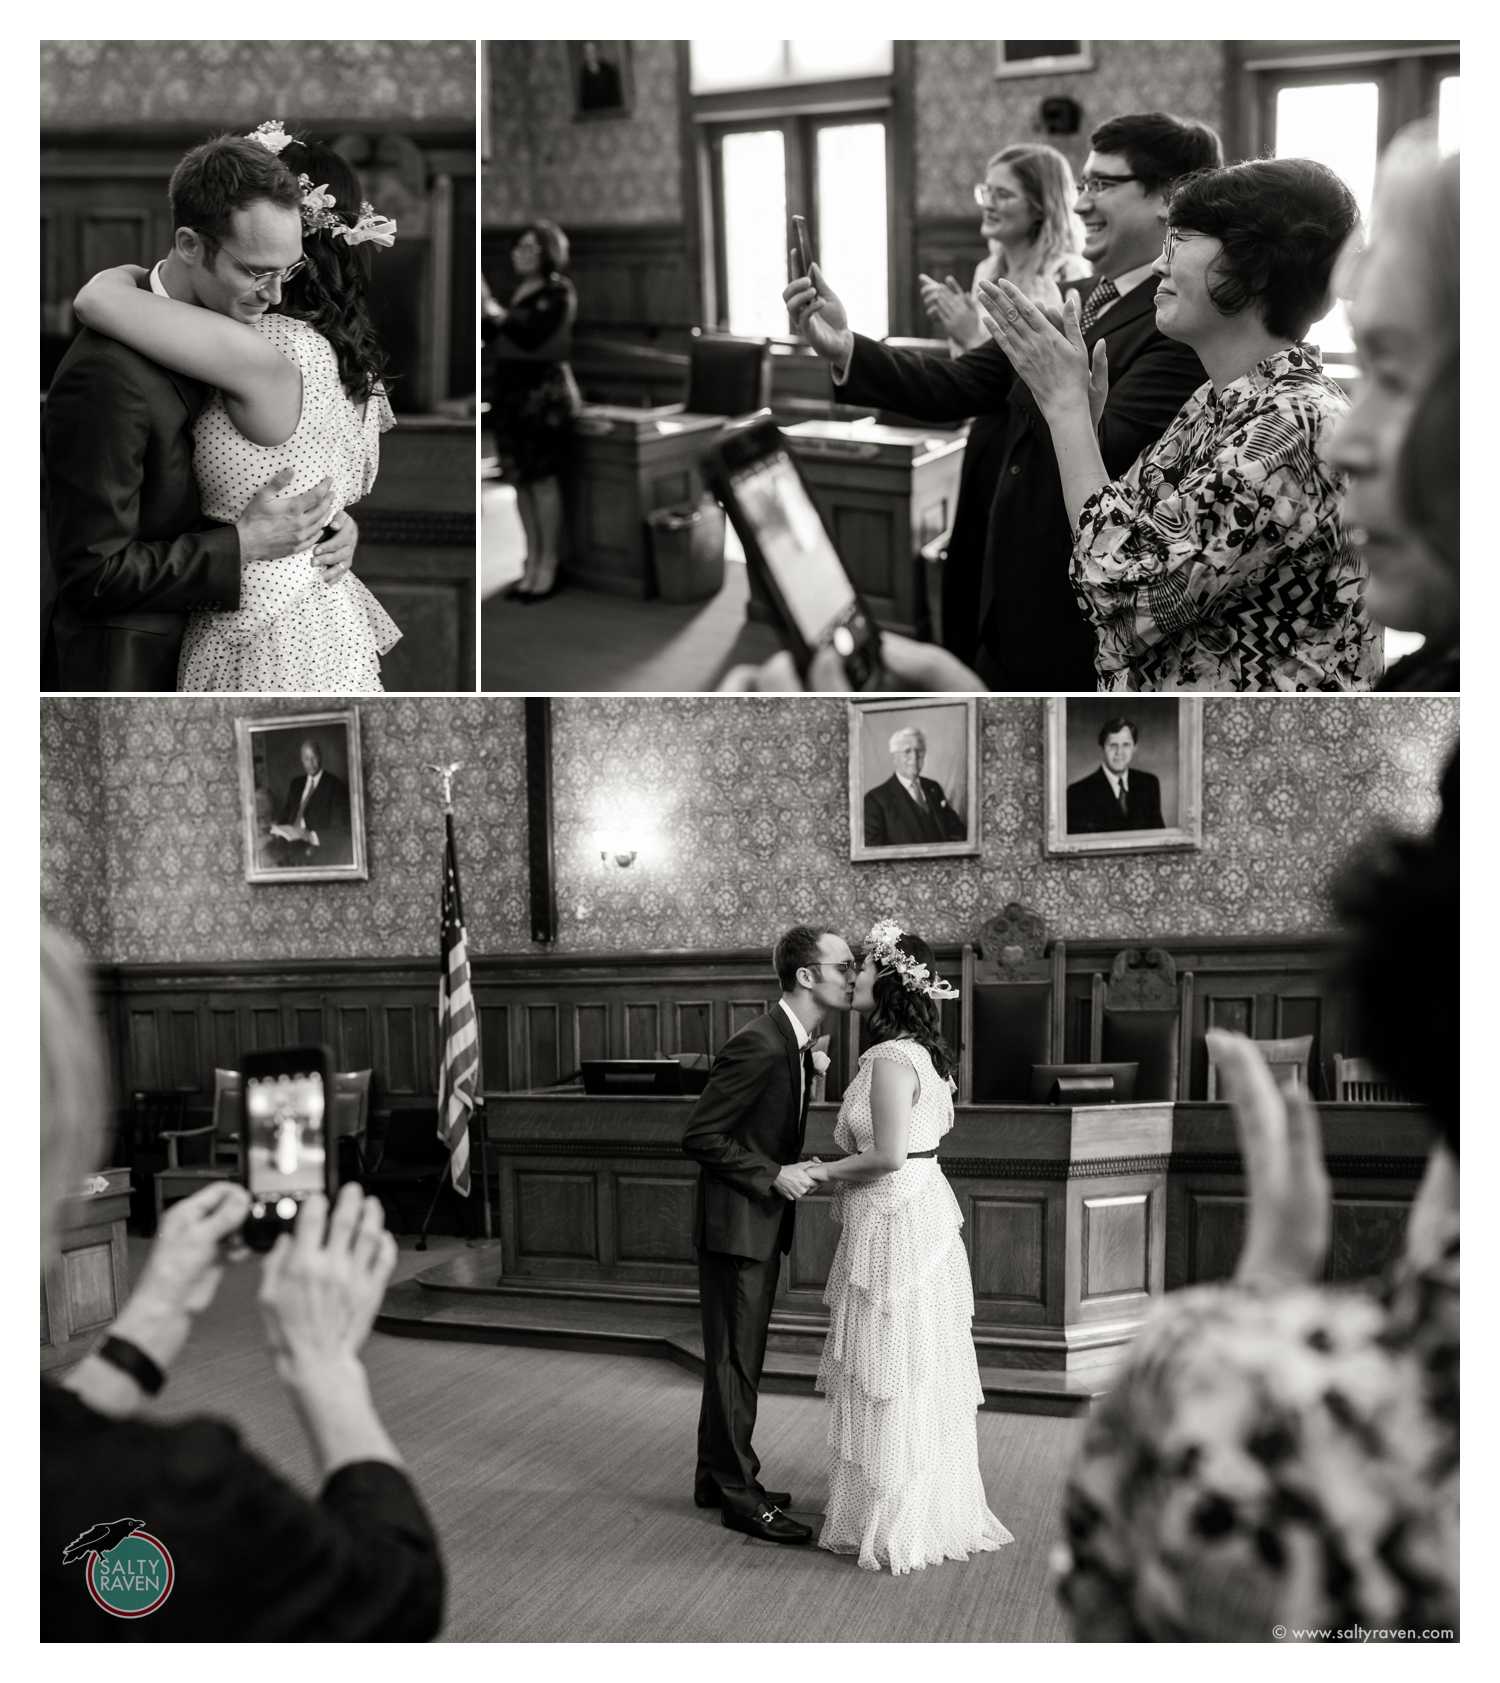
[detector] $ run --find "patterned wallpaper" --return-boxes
[915,40,1227,216]
[40,41,475,127]
[483,39,1225,229]
[41,697,1455,966]
[484,40,682,228]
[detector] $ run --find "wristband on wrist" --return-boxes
[97,1334,166,1396]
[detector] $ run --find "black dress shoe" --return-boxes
[695,1486,791,1510]
[722,1504,813,1545]
[522,581,561,603]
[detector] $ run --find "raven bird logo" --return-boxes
[61,1518,144,1566]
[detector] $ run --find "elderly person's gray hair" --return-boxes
[41,926,110,1261]
[889,726,927,753]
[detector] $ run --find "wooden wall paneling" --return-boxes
[478,999,512,1094]
[624,1001,661,1059]
[526,1002,563,1089]
[964,1186,1050,1315]
[127,1007,160,1091]
[575,1001,610,1067]
[206,1002,240,1077]
[382,1003,420,1094]
[249,1005,282,1052]
[1327,1188,1416,1282]
[164,1008,199,1089]
[1066,1172,1166,1329]
[1276,993,1325,1096]
[513,1167,598,1266]
[612,1169,699,1270]
[673,999,713,1057]
[337,1003,374,1075]
[282,993,326,1051]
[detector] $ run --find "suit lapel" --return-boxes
[770,1005,801,1134]
[136,267,208,420]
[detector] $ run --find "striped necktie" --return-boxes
[1078,276,1119,333]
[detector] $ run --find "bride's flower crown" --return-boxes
[245,121,398,251]
[865,918,959,1001]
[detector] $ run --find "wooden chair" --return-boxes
[330,1069,373,1179]
[684,329,771,417]
[1091,948,1194,1102]
[154,1069,240,1224]
[1333,1055,1406,1104]
[959,905,1065,1103]
[1206,1034,1314,1100]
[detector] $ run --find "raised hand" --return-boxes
[919,273,983,346]
[1205,1029,1330,1289]
[782,261,854,365]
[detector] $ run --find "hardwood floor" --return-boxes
[106,1235,1083,1642]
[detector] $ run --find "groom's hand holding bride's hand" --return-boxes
[235,468,337,565]
[773,1162,816,1201]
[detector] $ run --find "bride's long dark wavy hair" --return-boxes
[278,136,390,401]
[866,932,956,1082]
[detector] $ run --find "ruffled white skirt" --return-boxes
[177,553,400,693]
[816,1162,1013,1573]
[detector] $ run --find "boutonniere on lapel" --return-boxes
[810,1047,831,1075]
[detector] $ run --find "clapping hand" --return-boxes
[1206,1029,1330,1289]
[918,273,984,347]
[977,279,1107,425]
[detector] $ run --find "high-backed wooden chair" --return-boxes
[154,1069,240,1224]
[1333,1055,1406,1104]
[331,1069,373,1178]
[1091,948,1194,1102]
[684,330,771,417]
[1206,1034,1314,1100]
[960,905,1064,1103]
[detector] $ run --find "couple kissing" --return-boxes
[682,920,1013,1574]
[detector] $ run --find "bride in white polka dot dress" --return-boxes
[180,310,399,691]
[806,921,1013,1574]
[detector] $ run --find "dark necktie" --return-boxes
[1116,775,1129,818]
[1078,275,1119,333]
[800,1047,815,1131]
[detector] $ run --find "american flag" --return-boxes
[437,811,478,1194]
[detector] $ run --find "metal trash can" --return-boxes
[646,498,726,603]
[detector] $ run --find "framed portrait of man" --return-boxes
[569,42,634,120]
[235,709,369,884]
[1044,697,1202,857]
[994,41,1093,78]
[849,698,979,862]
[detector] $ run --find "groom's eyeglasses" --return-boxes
[810,961,858,977]
[214,243,308,291]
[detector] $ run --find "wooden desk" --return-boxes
[781,421,966,635]
[481,1094,1432,1396]
[42,1167,132,1372]
[564,406,727,597]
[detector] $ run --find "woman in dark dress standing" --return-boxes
[484,220,580,600]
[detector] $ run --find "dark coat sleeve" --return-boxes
[681,1029,783,1199]
[497,281,576,352]
[1138,771,1164,828]
[44,349,241,618]
[863,786,889,847]
[841,333,1018,423]
[1092,334,1204,477]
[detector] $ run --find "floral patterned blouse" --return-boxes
[1071,344,1381,692]
[1054,1221,1459,1641]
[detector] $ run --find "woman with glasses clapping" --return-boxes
[980,157,1378,692]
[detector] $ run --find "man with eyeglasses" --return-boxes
[683,924,856,1546]
[784,112,1220,692]
[45,133,355,691]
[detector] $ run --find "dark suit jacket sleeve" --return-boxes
[44,351,240,618]
[863,787,888,847]
[682,1032,783,1199]
[1093,334,1204,478]
[1139,772,1164,828]
[841,333,1017,424]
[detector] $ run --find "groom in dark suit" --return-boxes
[784,111,1219,690]
[43,132,353,691]
[683,924,855,1544]
[1067,716,1165,833]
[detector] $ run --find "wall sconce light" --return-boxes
[594,828,639,868]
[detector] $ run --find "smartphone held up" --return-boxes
[239,1046,337,1251]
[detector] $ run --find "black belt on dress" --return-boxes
[907,1147,938,1159]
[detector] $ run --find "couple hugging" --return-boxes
[45,121,401,693]
[683,920,1013,1574]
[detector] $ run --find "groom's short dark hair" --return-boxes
[774,925,834,991]
[169,134,300,258]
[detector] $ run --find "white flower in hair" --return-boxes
[863,917,960,1001]
[246,119,294,156]
[340,206,399,249]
